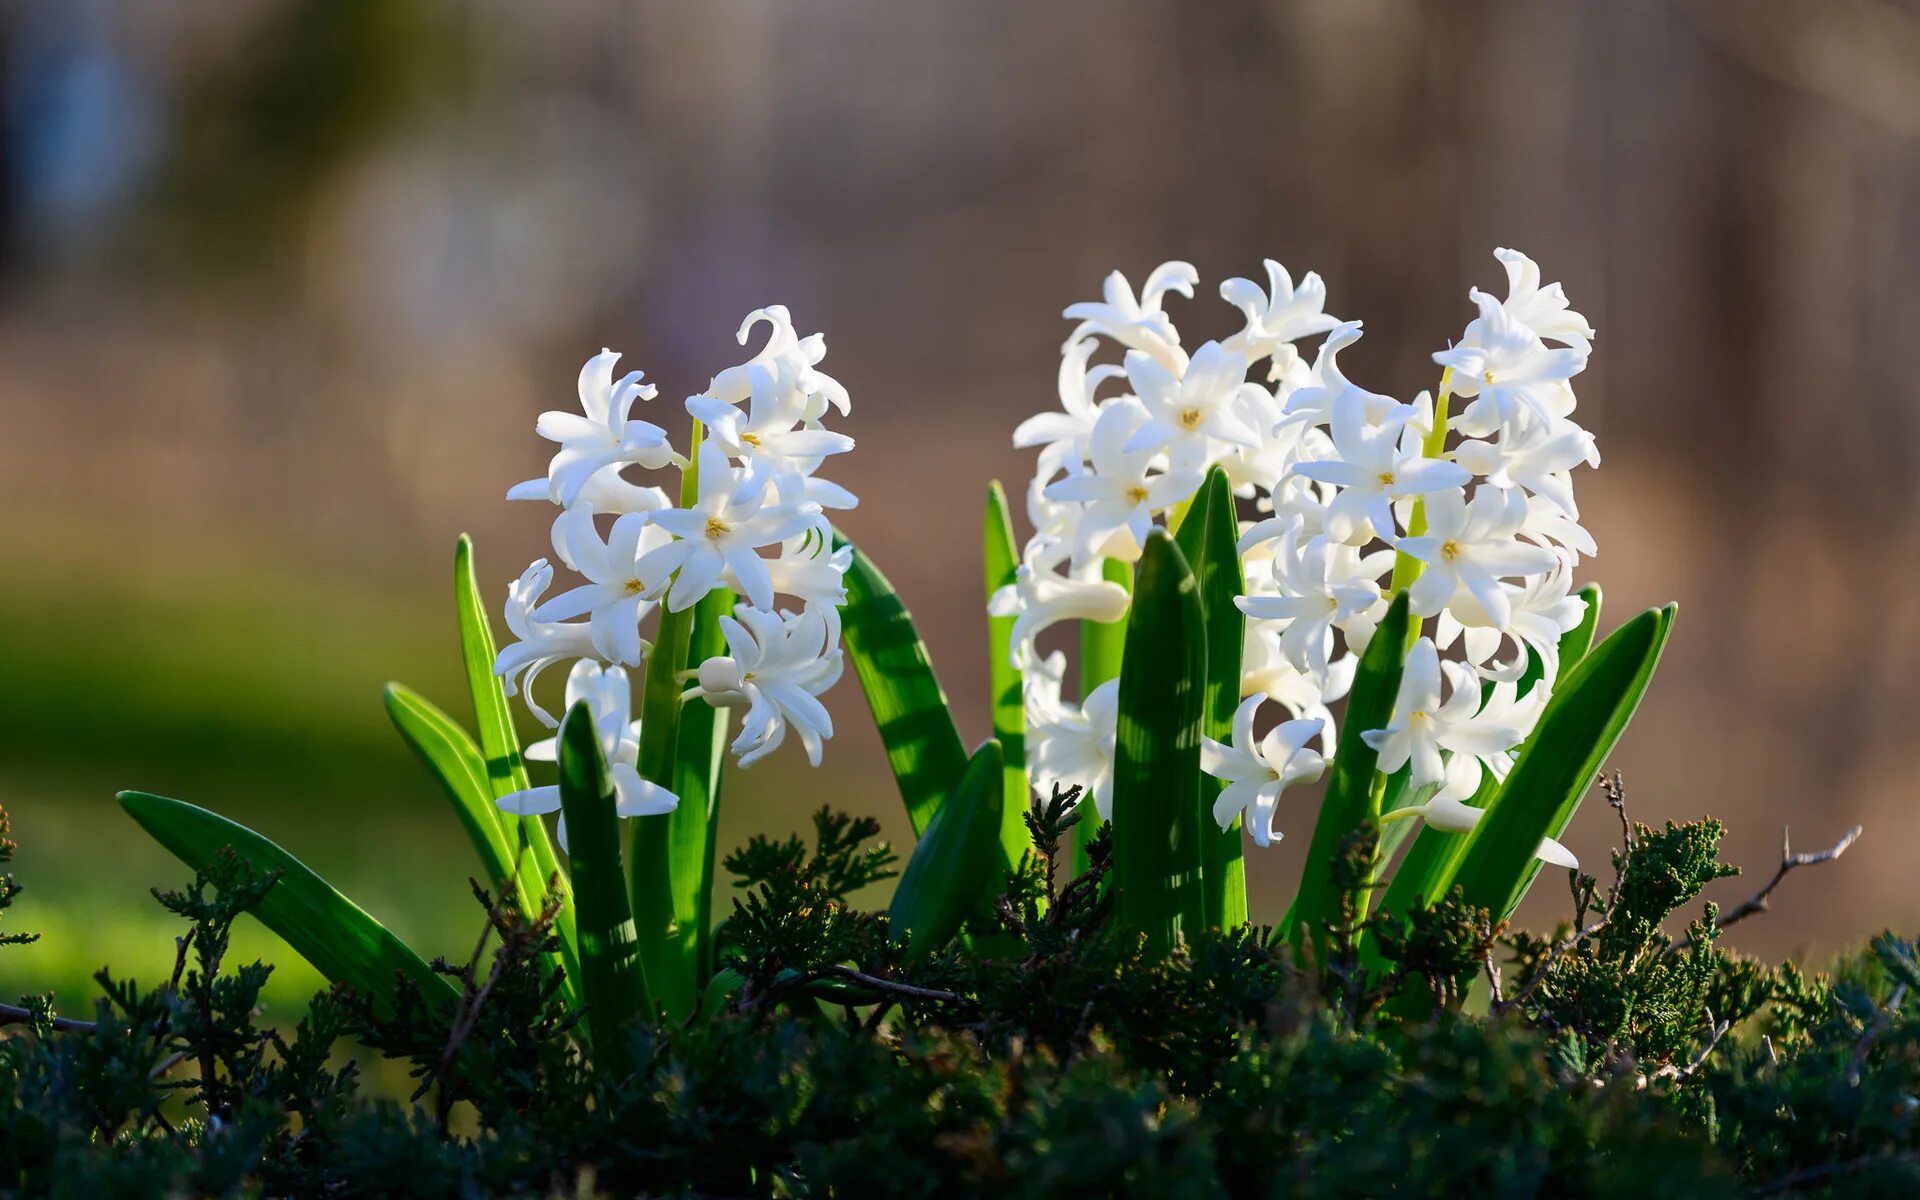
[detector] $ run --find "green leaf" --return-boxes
[652,586,733,1012]
[834,529,969,839]
[1558,583,1603,674]
[454,535,580,1005]
[888,739,1005,958]
[1171,467,1247,930]
[1110,531,1207,956]
[557,703,650,1067]
[1075,555,1133,873]
[383,683,549,921]
[983,481,1029,873]
[1451,603,1677,918]
[119,791,457,1015]
[1280,592,1411,944]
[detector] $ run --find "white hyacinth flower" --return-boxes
[1235,528,1389,682]
[987,557,1131,669]
[1023,652,1120,819]
[704,306,849,419]
[1200,693,1327,847]
[1488,247,1594,353]
[692,604,844,767]
[639,442,822,613]
[1219,259,1342,381]
[1121,341,1263,473]
[1278,322,1411,433]
[536,350,681,507]
[688,355,854,507]
[528,508,674,667]
[1396,485,1560,629]
[1292,390,1472,545]
[498,661,678,851]
[1062,261,1198,370]
[1362,639,1536,790]
[1434,290,1587,438]
[1043,397,1199,568]
[493,558,597,727]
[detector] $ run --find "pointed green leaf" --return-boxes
[1110,531,1207,956]
[119,791,457,1014]
[1281,592,1411,944]
[889,739,1005,958]
[384,683,555,943]
[1172,467,1247,930]
[1452,604,1676,918]
[1557,584,1603,675]
[1075,555,1133,873]
[834,530,969,839]
[385,683,515,879]
[984,481,1030,872]
[558,703,650,1067]
[454,535,579,1004]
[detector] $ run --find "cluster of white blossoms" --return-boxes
[493,307,857,844]
[999,251,1597,860]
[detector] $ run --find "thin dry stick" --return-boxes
[1848,982,1906,1088]
[1670,824,1862,957]
[1652,1008,1730,1085]
[819,966,969,1007]
[0,1001,94,1033]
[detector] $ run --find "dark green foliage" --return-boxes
[4,800,1920,1197]
[0,808,33,950]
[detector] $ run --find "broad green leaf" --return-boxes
[630,421,706,1019]
[984,482,1029,872]
[1280,592,1410,944]
[383,683,549,926]
[558,703,650,1066]
[1075,555,1133,873]
[454,535,579,1004]
[1171,467,1247,930]
[119,791,457,1014]
[1451,604,1676,918]
[834,530,969,839]
[889,739,1005,958]
[1110,531,1206,956]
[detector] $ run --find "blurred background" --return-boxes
[0,0,1915,1011]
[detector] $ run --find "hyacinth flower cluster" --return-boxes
[113,243,1672,1051]
[491,308,858,847]
[997,250,1599,864]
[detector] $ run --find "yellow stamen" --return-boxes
[1178,407,1205,430]
[705,517,731,540]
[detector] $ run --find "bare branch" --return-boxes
[818,966,970,1007]
[1671,824,1862,956]
[0,1001,94,1033]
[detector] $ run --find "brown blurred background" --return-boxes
[0,0,1915,1005]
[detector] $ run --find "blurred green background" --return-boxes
[1,0,1917,1017]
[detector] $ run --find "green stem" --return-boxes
[629,419,705,1017]
[1386,369,1455,623]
